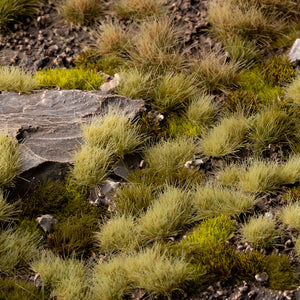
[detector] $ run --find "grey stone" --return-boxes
[100,73,120,93]
[0,90,145,176]
[255,272,269,282]
[36,214,58,232]
[289,39,300,65]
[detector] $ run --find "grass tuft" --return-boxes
[0,66,37,93]
[241,215,278,247]
[0,192,17,222]
[279,202,300,231]
[286,75,300,105]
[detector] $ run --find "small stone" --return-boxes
[99,180,121,196]
[36,214,58,232]
[255,272,269,282]
[248,290,257,298]
[289,39,300,65]
[285,239,293,248]
[265,212,273,219]
[238,285,249,293]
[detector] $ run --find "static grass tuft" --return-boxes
[279,202,300,231]
[192,184,256,219]
[115,0,167,20]
[138,186,195,243]
[58,0,102,25]
[0,66,37,93]
[0,192,17,222]
[71,145,113,186]
[241,215,278,247]
[35,68,105,90]
[0,228,40,275]
[0,0,40,30]
[82,111,146,158]
[286,75,300,104]
[0,132,21,188]
[191,51,241,93]
[201,114,250,157]
[93,21,132,56]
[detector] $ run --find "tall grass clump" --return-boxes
[32,251,89,300]
[152,72,198,112]
[0,228,40,275]
[279,155,300,184]
[279,202,300,231]
[95,215,139,253]
[191,51,241,93]
[208,0,287,47]
[241,215,278,247]
[125,245,194,297]
[201,114,250,157]
[192,184,256,219]
[58,0,102,25]
[93,21,132,56]
[138,186,195,243]
[129,18,184,72]
[0,132,20,188]
[0,0,40,30]
[0,192,17,222]
[115,0,167,20]
[71,145,112,186]
[36,68,105,90]
[186,94,218,130]
[249,106,300,154]
[286,75,300,105]
[144,138,198,184]
[0,66,37,93]
[81,111,146,158]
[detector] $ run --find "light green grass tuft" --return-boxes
[0,228,40,275]
[81,111,146,158]
[241,215,278,247]
[71,145,113,186]
[279,202,300,231]
[0,66,37,93]
[192,184,256,219]
[201,114,250,157]
[286,75,300,104]
[0,0,40,30]
[138,186,195,243]
[0,132,21,188]
[95,215,139,253]
[36,68,105,90]
[0,192,17,222]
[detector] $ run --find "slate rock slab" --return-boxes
[0,90,145,176]
[289,38,300,65]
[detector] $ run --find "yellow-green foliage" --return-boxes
[129,18,184,72]
[241,215,277,247]
[0,0,40,30]
[115,0,166,20]
[32,251,89,300]
[186,94,218,129]
[0,228,40,275]
[192,184,256,219]
[36,68,105,90]
[0,191,16,222]
[93,21,132,56]
[58,0,102,25]
[208,0,286,47]
[92,255,133,300]
[166,116,202,138]
[224,36,262,68]
[96,215,139,253]
[152,72,198,112]
[280,202,300,231]
[0,66,37,93]
[201,114,249,157]
[0,132,20,188]
[113,181,155,216]
[295,236,300,256]
[191,51,241,93]
[82,111,145,158]
[0,278,44,300]
[287,75,300,104]
[125,245,194,297]
[116,69,153,100]
[144,138,198,184]
[249,106,300,153]
[138,186,195,243]
[280,155,300,184]
[71,145,112,186]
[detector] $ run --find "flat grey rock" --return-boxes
[0,90,145,175]
[289,38,300,64]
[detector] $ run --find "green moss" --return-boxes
[266,255,297,290]
[166,115,202,138]
[0,278,45,300]
[75,49,126,76]
[47,215,98,258]
[35,68,105,90]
